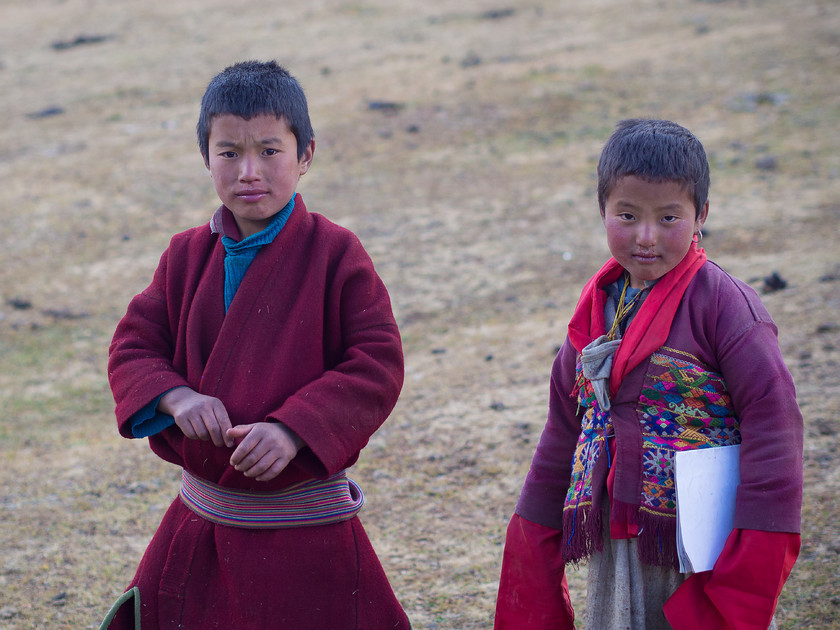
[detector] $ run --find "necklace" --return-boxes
[606,275,647,341]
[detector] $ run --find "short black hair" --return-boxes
[597,119,710,217]
[197,60,314,163]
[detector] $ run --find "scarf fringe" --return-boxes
[562,500,681,570]
[561,502,603,565]
[636,509,681,570]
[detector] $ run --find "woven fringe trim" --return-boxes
[562,501,603,565]
[636,508,680,570]
[562,501,681,570]
[179,469,364,529]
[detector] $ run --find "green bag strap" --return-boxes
[98,586,141,630]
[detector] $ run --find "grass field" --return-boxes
[1,0,839,627]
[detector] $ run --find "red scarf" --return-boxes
[567,244,707,397]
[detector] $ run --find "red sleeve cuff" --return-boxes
[494,514,575,630]
[664,529,800,630]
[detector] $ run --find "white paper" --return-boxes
[674,444,740,573]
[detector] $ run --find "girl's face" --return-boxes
[602,176,707,288]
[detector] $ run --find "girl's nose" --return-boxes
[636,222,657,247]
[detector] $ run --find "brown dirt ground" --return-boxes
[1,0,839,628]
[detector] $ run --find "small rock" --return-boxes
[113,481,153,495]
[42,308,90,320]
[754,92,788,106]
[725,92,789,113]
[0,607,19,620]
[27,106,65,119]
[367,100,404,113]
[813,418,838,436]
[461,52,482,68]
[51,34,114,50]
[7,298,32,310]
[480,8,515,20]
[512,421,533,444]
[762,271,787,293]
[755,155,778,171]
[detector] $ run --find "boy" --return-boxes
[103,61,410,629]
[494,119,802,629]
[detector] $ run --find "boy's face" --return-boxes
[602,176,707,288]
[206,113,314,238]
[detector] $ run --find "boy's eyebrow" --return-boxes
[614,199,687,211]
[213,137,286,148]
[258,137,285,145]
[613,199,642,210]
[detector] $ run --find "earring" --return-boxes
[694,229,703,243]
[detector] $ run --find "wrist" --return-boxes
[157,386,191,415]
[287,428,305,452]
[271,421,305,452]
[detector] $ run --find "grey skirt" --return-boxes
[583,535,778,630]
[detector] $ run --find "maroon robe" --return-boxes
[107,196,409,629]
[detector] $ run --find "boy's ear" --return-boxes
[299,140,315,175]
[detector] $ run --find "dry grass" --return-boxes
[1,0,839,628]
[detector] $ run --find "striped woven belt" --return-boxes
[179,469,364,529]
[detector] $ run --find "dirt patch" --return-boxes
[1,0,839,628]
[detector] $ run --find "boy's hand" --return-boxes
[159,387,234,448]
[227,423,304,482]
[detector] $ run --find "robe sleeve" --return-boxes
[261,236,404,478]
[494,513,575,629]
[127,390,175,437]
[108,244,193,440]
[705,275,803,533]
[663,528,800,629]
[494,341,581,628]
[515,338,581,528]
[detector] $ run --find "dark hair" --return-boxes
[197,60,314,163]
[597,119,710,217]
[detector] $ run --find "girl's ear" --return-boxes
[695,200,709,231]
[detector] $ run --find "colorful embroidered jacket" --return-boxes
[515,261,803,568]
[563,345,742,566]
